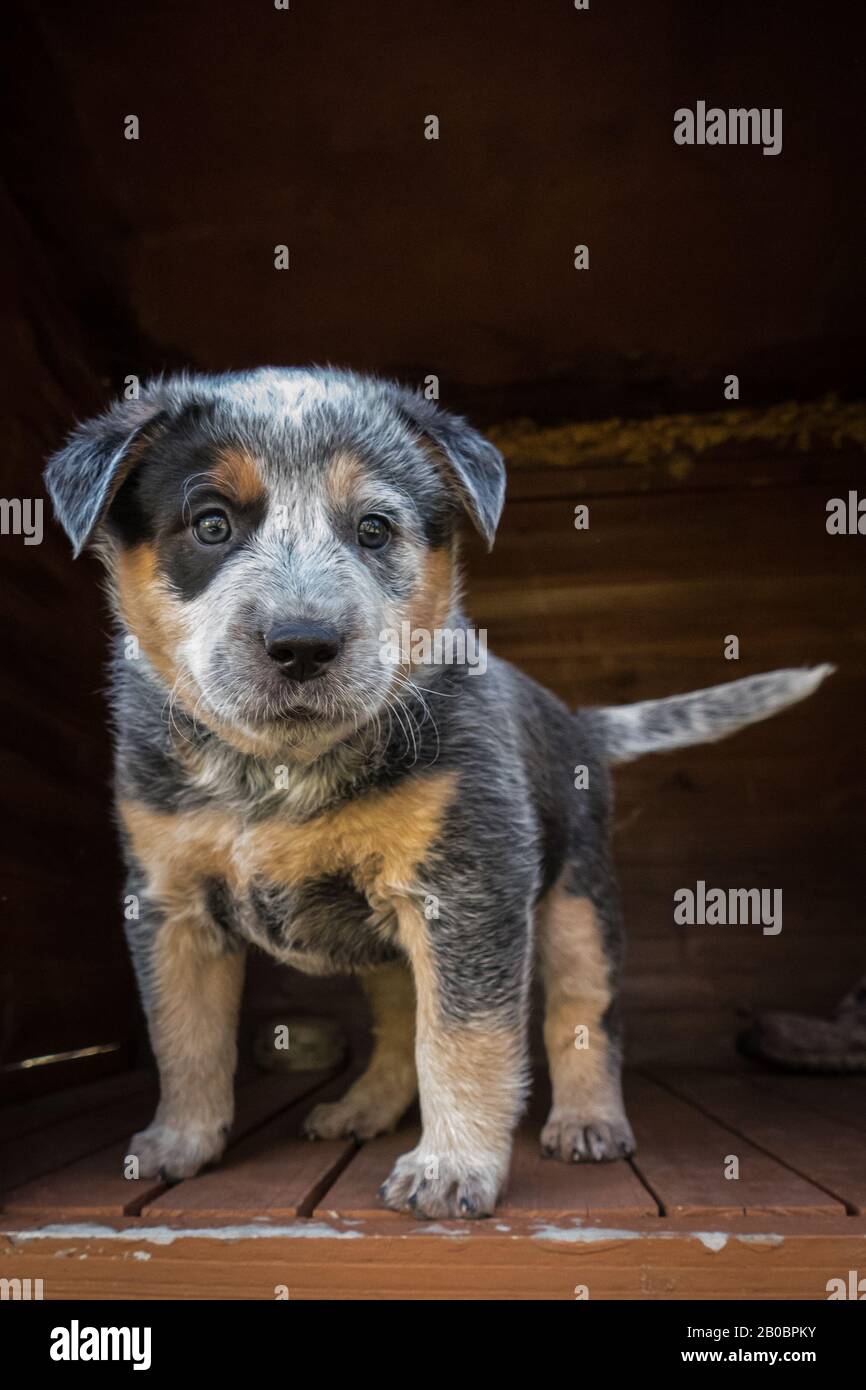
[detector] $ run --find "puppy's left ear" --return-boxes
[44,390,166,557]
[390,388,506,550]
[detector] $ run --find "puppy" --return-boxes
[45,368,831,1218]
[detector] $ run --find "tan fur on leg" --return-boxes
[538,882,634,1162]
[378,900,528,1218]
[128,915,246,1180]
[304,960,417,1139]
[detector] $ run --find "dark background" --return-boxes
[2,0,864,1099]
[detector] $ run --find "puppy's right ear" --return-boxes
[44,392,166,557]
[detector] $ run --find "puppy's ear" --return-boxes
[390,388,506,550]
[44,392,166,557]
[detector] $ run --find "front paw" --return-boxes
[126,1122,229,1180]
[540,1107,635,1163]
[378,1145,503,1219]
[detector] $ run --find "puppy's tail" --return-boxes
[598,665,834,765]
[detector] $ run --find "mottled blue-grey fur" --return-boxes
[600,666,834,763]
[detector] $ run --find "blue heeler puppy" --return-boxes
[44,367,832,1218]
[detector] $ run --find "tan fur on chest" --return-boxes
[120,771,456,909]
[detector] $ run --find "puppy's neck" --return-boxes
[166,658,463,821]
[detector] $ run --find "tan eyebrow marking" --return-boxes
[325,451,371,504]
[208,447,267,505]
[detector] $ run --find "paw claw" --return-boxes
[378,1146,503,1219]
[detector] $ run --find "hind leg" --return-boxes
[304,960,417,1140]
[537,868,634,1162]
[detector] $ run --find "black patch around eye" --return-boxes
[106,411,221,548]
[104,421,269,601]
[161,493,266,600]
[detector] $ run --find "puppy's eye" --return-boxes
[193,511,232,545]
[357,514,391,550]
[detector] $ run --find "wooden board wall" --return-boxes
[0,6,164,1100]
[0,198,136,1099]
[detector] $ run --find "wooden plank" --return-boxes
[141,1075,354,1221]
[467,484,866,590]
[627,1074,842,1218]
[2,1072,336,1220]
[0,1069,152,1145]
[652,1069,866,1215]
[315,1121,657,1220]
[3,1222,866,1300]
[503,451,866,502]
[506,1128,656,1219]
[0,1061,150,1139]
[313,1128,413,1218]
[744,1073,866,1137]
[0,1086,157,1196]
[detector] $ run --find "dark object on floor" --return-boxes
[253,1016,348,1074]
[738,976,866,1073]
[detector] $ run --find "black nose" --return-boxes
[263,621,342,682]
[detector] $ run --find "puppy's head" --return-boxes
[45,369,505,754]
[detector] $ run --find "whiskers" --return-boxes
[160,670,204,746]
[156,654,446,776]
[376,666,442,768]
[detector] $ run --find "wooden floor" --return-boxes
[2,1065,865,1299]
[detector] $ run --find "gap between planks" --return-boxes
[4,1065,862,1229]
[645,1067,866,1216]
[0,1068,343,1219]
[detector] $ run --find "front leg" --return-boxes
[124,879,246,1180]
[379,894,531,1219]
